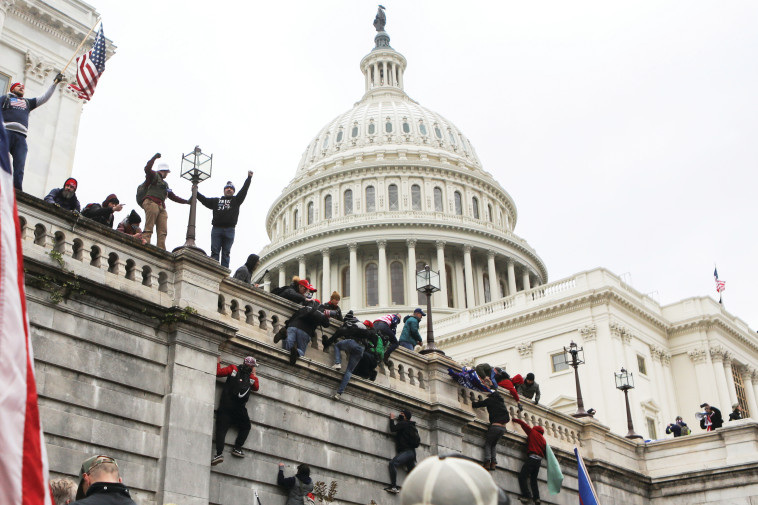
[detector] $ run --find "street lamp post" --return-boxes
[416,265,444,356]
[174,145,212,253]
[615,367,643,439]
[564,341,590,418]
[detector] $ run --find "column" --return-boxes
[321,248,331,297]
[710,347,733,410]
[649,346,670,421]
[407,239,417,306]
[382,61,388,85]
[349,243,359,309]
[723,356,739,406]
[662,353,678,419]
[278,264,286,288]
[579,325,608,416]
[454,258,466,309]
[377,240,388,306]
[741,367,758,418]
[373,63,379,86]
[463,245,475,309]
[507,260,517,295]
[298,255,306,280]
[263,271,271,293]
[487,250,498,302]
[436,241,448,308]
[522,267,531,291]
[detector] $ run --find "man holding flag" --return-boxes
[0,117,52,501]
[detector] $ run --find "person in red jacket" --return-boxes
[513,418,546,505]
[212,356,260,465]
[495,369,523,411]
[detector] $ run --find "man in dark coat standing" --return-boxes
[699,402,724,431]
[197,171,253,268]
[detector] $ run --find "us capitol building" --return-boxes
[256,12,758,443]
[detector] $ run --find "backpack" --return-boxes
[681,425,691,436]
[225,365,253,404]
[271,285,289,297]
[135,181,149,208]
[406,423,421,449]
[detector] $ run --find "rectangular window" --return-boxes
[646,417,657,440]
[637,355,647,375]
[0,72,9,94]
[551,352,569,373]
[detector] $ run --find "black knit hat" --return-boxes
[127,209,142,224]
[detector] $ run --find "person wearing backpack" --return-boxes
[136,152,190,250]
[665,416,690,437]
[281,298,332,365]
[352,321,383,381]
[277,462,314,505]
[332,317,378,400]
[212,356,260,466]
[385,409,420,494]
[82,194,123,228]
[196,171,253,268]
[472,391,510,471]
[373,313,401,366]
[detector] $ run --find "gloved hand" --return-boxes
[152,152,161,160]
[517,403,524,412]
[53,73,64,84]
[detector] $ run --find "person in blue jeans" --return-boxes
[197,171,252,268]
[332,338,364,400]
[398,308,425,350]
[384,409,418,494]
[283,296,332,364]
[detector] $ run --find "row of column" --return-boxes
[705,347,758,418]
[367,59,403,89]
[267,240,538,310]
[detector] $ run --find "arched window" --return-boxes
[488,204,493,222]
[351,124,359,138]
[307,202,314,225]
[324,195,332,219]
[385,119,393,133]
[454,191,463,215]
[472,197,479,219]
[391,262,405,305]
[293,209,299,229]
[402,121,410,133]
[368,120,376,135]
[448,131,457,145]
[446,264,455,308]
[322,134,330,149]
[434,124,442,139]
[388,184,399,211]
[419,122,428,136]
[366,263,378,306]
[366,186,376,212]
[483,273,491,303]
[416,261,428,305]
[341,267,350,297]
[336,129,343,143]
[434,187,443,212]
[283,216,287,233]
[411,184,421,211]
[344,189,353,215]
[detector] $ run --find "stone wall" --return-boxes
[18,193,758,505]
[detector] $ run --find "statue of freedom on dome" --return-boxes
[373,5,387,32]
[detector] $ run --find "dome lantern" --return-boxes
[361,7,407,96]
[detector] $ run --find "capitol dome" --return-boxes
[257,21,546,321]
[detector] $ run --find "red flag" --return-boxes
[68,24,106,101]
[0,122,52,503]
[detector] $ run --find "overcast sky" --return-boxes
[70,1,758,329]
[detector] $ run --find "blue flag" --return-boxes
[447,367,493,393]
[575,448,601,505]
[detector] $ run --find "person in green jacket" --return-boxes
[398,308,425,350]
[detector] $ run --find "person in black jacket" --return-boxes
[321,291,343,321]
[729,403,743,421]
[277,462,314,504]
[44,178,80,212]
[197,171,252,268]
[74,455,137,504]
[276,277,313,305]
[699,403,724,431]
[385,409,418,494]
[233,254,260,284]
[82,194,123,228]
[472,392,510,471]
[282,298,332,365]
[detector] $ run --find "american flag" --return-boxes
[0,123,52,503]
[68,24,106,101]
[714,268,726,293]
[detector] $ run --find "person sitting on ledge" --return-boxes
[44,177,80,212]
[116,210,146,244]
[82,194,123,228]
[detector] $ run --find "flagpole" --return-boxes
[61,18,101,75]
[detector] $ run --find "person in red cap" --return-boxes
[513,417,547,504]
[212,355,260,465]
[137,152,190,250]
[82,194,124,228]
[44,178,81,212]
[2,73,63,190]
[275,276,314,305]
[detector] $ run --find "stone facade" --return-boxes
[19,193,758,505]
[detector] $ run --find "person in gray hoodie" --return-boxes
[233,254,260,284]
[277,462,314,505]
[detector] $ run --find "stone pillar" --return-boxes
[278,264,286,288]
[649,345,670,422]
[407,239,417,307]
[377,240,388,306]
[349,243,359,309]
[723,356,739,407]
[454,258,466,309]
[522,267,531,291]
[382,61,388,85]
[580,324,608,414]
[373,63,379,86]
[463,245,475,309]
[436,241,448,308]
[662,353,678,419]
[0,0,12,39]
[263,271,271,293]
[741,367,758,419]
[689,348,718,409]
[487,250,498,302]
[156,324,223,505]
[321,248,331,297]
[507,260,517,295]
[710,347,733,411]
[298,255,306,281]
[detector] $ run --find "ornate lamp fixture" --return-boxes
[175,145,212,252]
[416,265,443,355]
[564,341,590,418]
[615,367,643,439]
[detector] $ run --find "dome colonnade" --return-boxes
[257,22,547,320]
